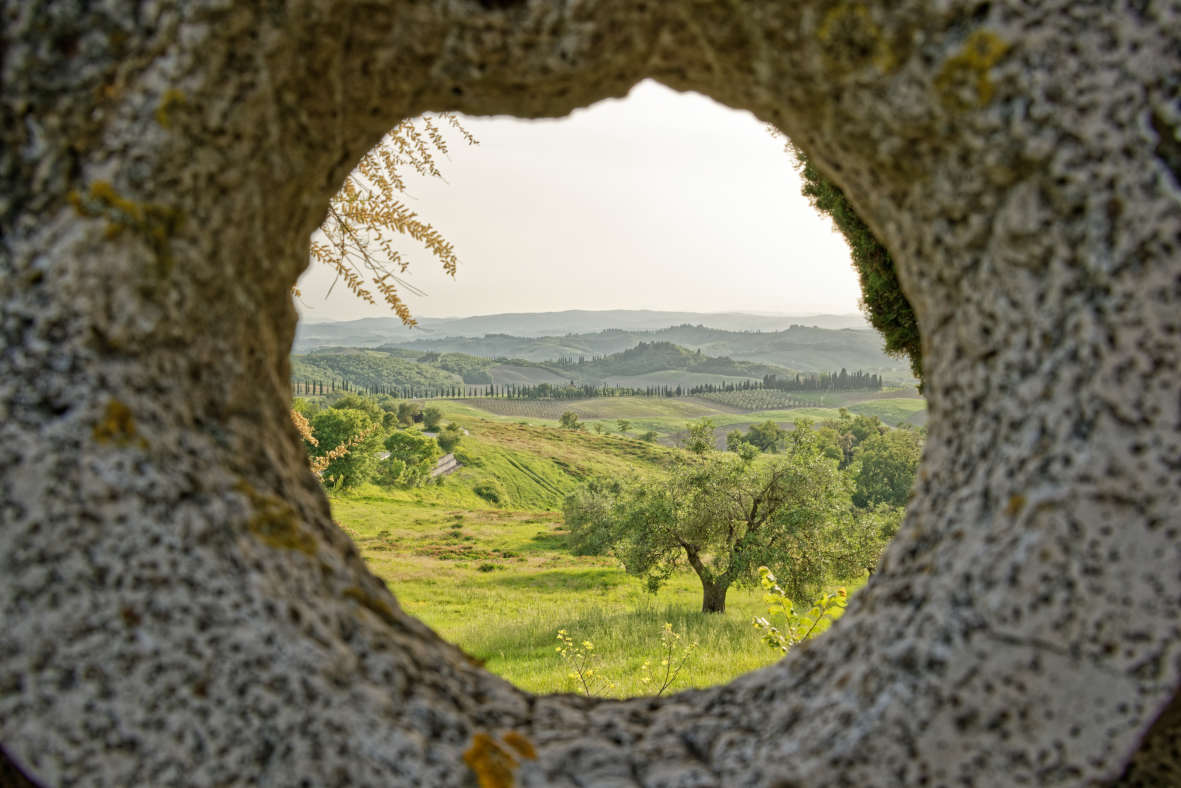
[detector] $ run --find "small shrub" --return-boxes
[437,430,461,453]
[474,478,509,504]
[637,430,659,443]
[477,563,498,573]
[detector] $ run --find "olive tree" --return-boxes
[566,426,889,612]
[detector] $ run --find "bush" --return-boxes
[477,563,499,573]
[423,405,443,431]
[638,431,659,443]
[558,411,585,430]
[437,430,461,453]
[381,430,441,487]
[308,408,383,491]
[474,478,509,504]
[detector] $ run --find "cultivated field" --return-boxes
[693,389,812,411]
[488,365,571,386]
[600,370,761,390]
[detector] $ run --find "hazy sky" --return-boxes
[296,80,861,323]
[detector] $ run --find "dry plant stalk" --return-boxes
[309,114,477,327]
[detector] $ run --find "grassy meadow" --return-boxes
[319,395,906,697]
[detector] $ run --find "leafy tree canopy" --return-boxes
[681,417,717,455]
[331,393,384,424]
[852,427,924,509]
[565,425,891,612]
[422,405,444,431]
[308,408,384,491]
[380,430,441,487]
[728,420,789,454]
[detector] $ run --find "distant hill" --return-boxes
[293,309,870,350]
[290,352,461,390]
[549,341,789,383]
[376,324,907,376]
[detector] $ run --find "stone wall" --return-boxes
[1,1,1178,786]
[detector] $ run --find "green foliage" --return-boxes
[380,429,441,487]
[616,419,632,435]
[332,393,384,423]
[558,411,585,430]
[437,429,461,453]
[563,477,625,556]
[308,408,384,491]
[423,405,444,430]
[852,427,924,508]
[565,425,887,612]
[637,430,658,443]
[474,478,510,504]
[744,420,789,453]
[681,417,717,455]
[789,143,923,386]
[812,408,889,468]
[397,401,421,426]
[752,567,847,653]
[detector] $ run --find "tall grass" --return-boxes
[437,589,783,697]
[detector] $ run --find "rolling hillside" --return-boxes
[374,324,908,377]
[290,352,461,389]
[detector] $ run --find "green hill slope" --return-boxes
[290,352,460,389]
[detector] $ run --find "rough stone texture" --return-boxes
[1,1,1179,786]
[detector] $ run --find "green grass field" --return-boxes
[336,491,869,697]
[326,410,875,697]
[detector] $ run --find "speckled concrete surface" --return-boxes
[1,1,1179,786]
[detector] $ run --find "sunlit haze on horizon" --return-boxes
[296,80,861,324]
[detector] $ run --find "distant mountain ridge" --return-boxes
[294,309,870,350]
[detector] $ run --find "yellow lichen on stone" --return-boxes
[92,400,147,447]
[68,181,185,274]
[501,731,537,761]
[154,88,186,129]
[464,732,536,788]
[936,30,1009,110]
[817,4,893,74]
[235,481,318,555]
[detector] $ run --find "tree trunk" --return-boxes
[700,580,729,614]
[2,2,1179,787]
[681,543,730,613]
